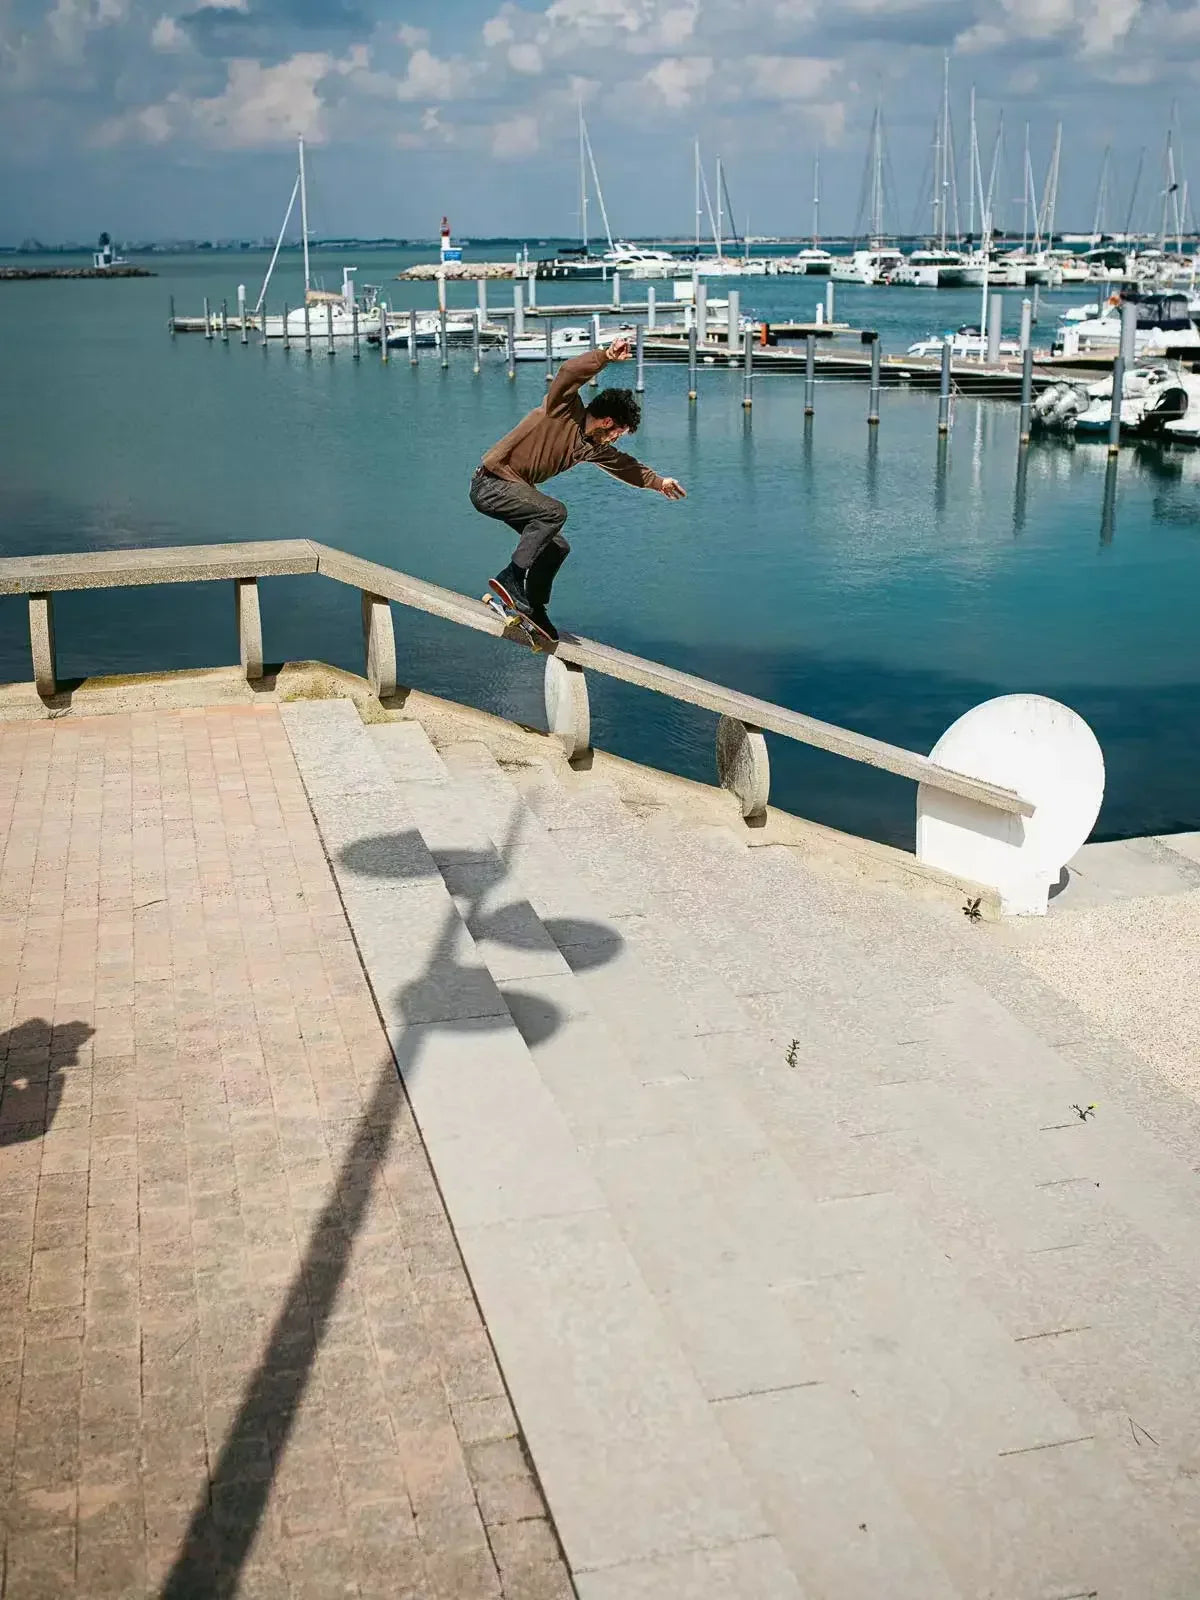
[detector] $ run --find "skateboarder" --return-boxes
[470,335,686,642]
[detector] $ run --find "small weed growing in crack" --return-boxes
[1071,1103,1097,1122]
[786,1039,799,1069]
[962,897,983,923]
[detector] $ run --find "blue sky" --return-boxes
[1,0,1195,243]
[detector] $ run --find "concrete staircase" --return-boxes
[281,699,1200,1600]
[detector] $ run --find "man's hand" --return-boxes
[605,336,633,362]
[660,478,687,500]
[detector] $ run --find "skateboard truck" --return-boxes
[481,592,553,653]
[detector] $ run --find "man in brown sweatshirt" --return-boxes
[470,335,686,642]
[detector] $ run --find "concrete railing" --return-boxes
[2,539,1104,915]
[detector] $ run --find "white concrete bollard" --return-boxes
[915,693,1105,916]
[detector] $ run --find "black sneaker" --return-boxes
[527,604,559,644]
[488,564,532,618]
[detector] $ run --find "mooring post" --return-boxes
[545,318,554,384]
[221,299,229,342]
[513,281,525,339]
[727,289,740,353]
[1019,296,1032,353]
[804,332,816,416]
[282,302,290,351]
[590,315,601,385]
[169,294,176,337]
[1031,281,1040,324]
[352,302,360,358]
[1108,299,1138,455]
[636,323,646,394]
[647,285,656,330]
[326,301,335,357]
[612,270,621,310]
[507,314,516,381]
[825,279,835,324]
[695,283,708,343]
[742,325,753,409]
[238,284,248,344]
[687,322,698,402]
[203,296,212,339]
[303,299,311,356]
[1019,346,1034,443]
[409,308,418,365]
[986,293,1004,364]
[865,330,881,425]
[527,270,536,309]
[260,301,269,350]
[477,277,488,323]
[472,307,481,375]
[439,305,449,368]
[380,304,389,364]
[938,338,952,435]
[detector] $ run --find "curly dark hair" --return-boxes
[585,388,642,432]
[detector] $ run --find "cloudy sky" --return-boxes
[0,0,1195,244]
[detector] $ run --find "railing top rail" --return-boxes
[1,538,1034,818]
[0,540,316,595]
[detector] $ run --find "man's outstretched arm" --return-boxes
[545,336,632,410]
[592,447,687,498]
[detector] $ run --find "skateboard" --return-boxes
[481,590,557,653]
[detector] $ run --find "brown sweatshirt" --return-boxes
[480,349,664,492]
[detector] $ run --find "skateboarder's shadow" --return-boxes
[0,1018,94,1147]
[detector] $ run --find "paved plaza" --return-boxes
[0,707,570,1599]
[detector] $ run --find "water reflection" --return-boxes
[865,427,879,509]
[1013,444,1029,537]
[1100,452,1119,546]
[934,433,950,519]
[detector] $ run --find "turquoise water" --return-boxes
[2,247,1199,845]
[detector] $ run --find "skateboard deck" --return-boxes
[481,591,557,653]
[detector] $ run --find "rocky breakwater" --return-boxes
[396,260,516,281]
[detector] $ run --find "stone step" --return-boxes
[440,739,1200,1589]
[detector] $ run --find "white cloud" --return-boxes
[150,15,187,51]
[642,54,711,108]
[395,47,471,100]
[744,54,832,99]
[483,15,514,44]
[491,111,539,157]
[395,24,430,48]
[508,41,544,71]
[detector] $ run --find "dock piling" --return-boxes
[938,338,952,435]
[282,302,290,352]
[1018,346,1034,443]
[238,284,248,344]
[440,306,449,368]
[507,315,516,381]
[169,294,176,337]
[865,331,881,425]
[647,286,656,330]
[220,300,229,343]
[326,301,335,357]
[742,326,753,410]
[636,324,645,394]
[472,308,481,375]
[513,282,525,339]
[527,270,536,309]
[261,301,269,350]
[1108,300,1138,455]
[804,333,815,416]
[409,308,418,365]
[612,270,621,310]
[203,297,212,339]
[303,300,311,356]
[1031,282,1040,324]
[590,316,601,385]
[352,302,359,359]
[1019,297,1032,353]
[825,280,835,325]
[545,319,554,384]
[687,323,698,402]
[477,278,488,322]
[695,283,708,344]
[986,293,1003,364]
[727,290,740,353]
[380,305,389,364]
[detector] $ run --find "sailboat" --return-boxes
[256,138,382,337]
[831,108,905,283]
[685,147,769,277]
[536,108,675,280]
[777,154,833,275]
[891,59,968,288]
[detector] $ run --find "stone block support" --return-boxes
[29,593,57,697]
[361,590,398,700]
[234,577,263,680]
[545,656,590,761]
[716,715,770,822]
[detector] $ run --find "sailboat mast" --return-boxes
[716,156,724,258]
[581,115,614,251]
[694,141,702,251]
[871,109,884,243]
[1021,124,1030,252]
[939,54,950,249]
[812,150,820,247]
[1159,130,1175,253]
[967,86,977,240]
[578,102,588,251]
[298,135,310,296]
[1090,147,1109,243]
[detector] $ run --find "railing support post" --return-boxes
[361,591,397,700]
[716,715,769,824]
[29,593,57,698]
[234,578,263,680]
[545,656,590,761]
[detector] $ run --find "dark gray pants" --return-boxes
[470,467,570,605]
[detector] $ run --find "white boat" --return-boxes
[907,328,1021,360]
[959,253,1029,288]
[1053,291,1200,357]
[603,243,677,279]
[512,325,593,361]
[255,140,383,339]
[892,249,969,288]
[831,247,904,285]
[775,248,833,276]
[1034,363,1200,439]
